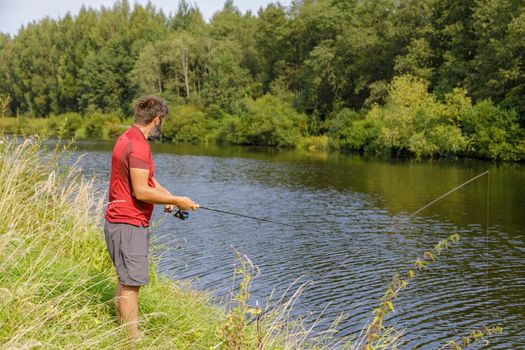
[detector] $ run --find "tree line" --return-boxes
[1,0,524,160]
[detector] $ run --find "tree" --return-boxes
[367,75,467,158]
[171,0,205,32]
[202,40,254,111]
[79,36,136,114]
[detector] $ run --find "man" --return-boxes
[104,95,199,339]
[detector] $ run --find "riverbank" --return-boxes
[2,77,524,164]
[0,137,229,348]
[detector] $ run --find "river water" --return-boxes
[71,140,523,349]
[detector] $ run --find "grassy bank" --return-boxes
[0,116,49,136]
[0,137,231,349]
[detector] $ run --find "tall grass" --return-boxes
[0,136,228,349]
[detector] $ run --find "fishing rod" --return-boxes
[172,206,330,235]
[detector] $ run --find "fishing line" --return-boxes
[485,171,490,325]
[327,170,490,271]
[248,170,491,325]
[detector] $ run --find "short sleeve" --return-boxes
[129,143,150,170]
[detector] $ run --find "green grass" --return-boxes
[0,137,236,349]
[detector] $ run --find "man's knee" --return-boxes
[120,283,140,296]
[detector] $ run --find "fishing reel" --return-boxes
[173,209,190,221]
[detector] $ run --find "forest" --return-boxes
[1,0,524,160]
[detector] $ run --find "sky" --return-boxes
[0,0,291,36]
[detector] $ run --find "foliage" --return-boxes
[163,105,218,143]
[48,112,84,138]
[365,75,468,158]
[0,94,11,118]
[0,116,49,136]
[1,0,525,160]
[362,234,462,348]
[459,100,525,161]
[231,94,309,147]
[328,109,378,152]
[438,326,504,349]
[84,113,122,139]
[297,135,329,152]
[219,248,260,350]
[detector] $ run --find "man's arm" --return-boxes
[130,168,198,210]
[153,177,170,195]
[153,177,177,212]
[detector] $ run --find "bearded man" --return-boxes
[104,95,199,339]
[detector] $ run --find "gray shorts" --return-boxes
[104,221,151,286]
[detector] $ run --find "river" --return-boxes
[71,140,524,349]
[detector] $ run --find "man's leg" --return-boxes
[120,284,141,339]
[114,282,122,323]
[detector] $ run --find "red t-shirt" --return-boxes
[105,125,155,227]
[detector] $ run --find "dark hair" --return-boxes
[134,95,168,125]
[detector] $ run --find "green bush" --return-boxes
[84,113,121,139]
[232,94,308,147]
[460,100,525,160]
[48,113,84,138]
[217,113,246,145]
[328,109,378,152]
[366,75,467,158]
[297,135,329,152]
[162,105,219,143]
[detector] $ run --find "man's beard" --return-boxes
[147,124,163,142]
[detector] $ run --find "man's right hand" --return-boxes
[176,196,199,211]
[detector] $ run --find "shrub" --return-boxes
[366,75,467,158]
[233,94,308,147]
[84,113,121,139]
[48,113,84,138]
[328,108,378,152]
[297,135,329,152]
[162,105,219,143]
[459,100,525,160]
[217,113,246,145]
